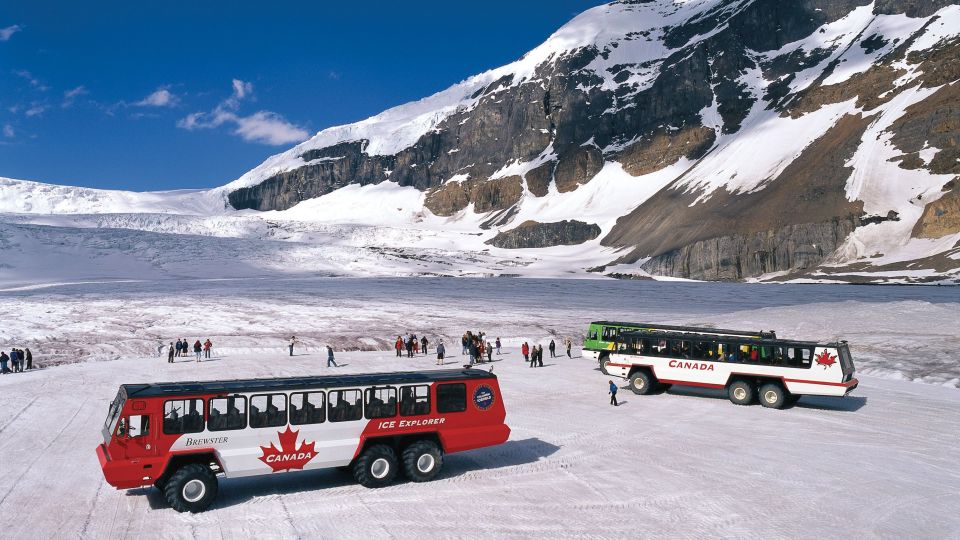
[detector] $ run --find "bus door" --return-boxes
[115,412,157,459]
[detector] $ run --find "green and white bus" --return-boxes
[582,321,777,375]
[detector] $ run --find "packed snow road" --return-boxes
[0,350,957,539]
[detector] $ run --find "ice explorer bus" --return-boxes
[582,321,777,374]
[97,369,510,512]
[603,327,857,408]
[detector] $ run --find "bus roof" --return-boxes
[121,368,497,399]
[618,329,841,348]
[590,321,776,338]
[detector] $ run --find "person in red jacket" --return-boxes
[521,342,530,363]
[395,336,403,357]
[203,339,213,359]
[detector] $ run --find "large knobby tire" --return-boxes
[163,463,218,513]
[599,354,611,375]
[353,444,399,488]
[628,370,656,395]
[759,382,789,409]
[402,440,443,482]
[728,379,756,406]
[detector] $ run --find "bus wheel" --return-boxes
[163,463,218,513]
[402,440,443,482]
[759,383,788,409]
[599,355,611,375]
[354,444,399,488]
[629,370,655,395]
[728,380,756,406]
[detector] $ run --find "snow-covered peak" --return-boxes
[219,0,725,193]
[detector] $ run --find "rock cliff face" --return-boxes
[221,0,960,281]
[486,220,601,249]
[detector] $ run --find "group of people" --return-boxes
[165,338,213,363]
[0,348,33,374]
[521,338,574,367]
[462,331,499,365]
[396,334,431,358]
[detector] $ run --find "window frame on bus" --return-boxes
[399,385,431,416]
[162,398,205,435]
[364,386,398,420]
[249,393,288,429]
[436,383,467,413]
[289,391,326,425]
[328,388,363,422]
[208,395,248,432]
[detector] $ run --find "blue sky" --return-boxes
[0,0,602,191]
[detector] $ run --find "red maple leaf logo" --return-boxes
[258,426,317,472]
[815,350,838,369]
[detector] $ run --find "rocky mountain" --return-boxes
[220,0,960,282]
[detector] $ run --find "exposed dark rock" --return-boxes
[554,145,604,193]
[603,113,873,279]
[525,162,555,197]
[486,220,601,249]
[913,178,960,238]
[616,126,716,176]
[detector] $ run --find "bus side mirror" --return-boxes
[117,419,129,438]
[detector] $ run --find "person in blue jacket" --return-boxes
[326,345,339,367]
[609,380,618,406]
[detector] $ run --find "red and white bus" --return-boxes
[97,369,510,512]
[603,328,858,408]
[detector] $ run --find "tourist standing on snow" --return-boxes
[421,336,429,355]
[0,351,9,374]
[406,335,414,358]
[395,336,403,357]
[204,339,212,359]
[25,348,33,370]
[486,341,493,363]
[469,340,479,365]
[521,342,530,363]
[461,334,469,356]
[289,336,297,357]
[175,339,182,357]
[609,380,618,406]
[549,339,556,358]
[327,346,339,367]
[537,345,544,367]
[194,340,202,362]
[436,340,445,366]
[11,349,20,372]
[565,338,572,358]
[168,343,175,363]
[495,337,502,355]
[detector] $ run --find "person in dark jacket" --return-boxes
[194,340,203,362]
[326,345,339,367]
[549,339,556,358]
[486,341,493,363]
[565,338,573,358]
[468,341,479,365]
[436,340,446,366]
[10,349,20,372]
[536,344,544,367]
[421,336,429,355]
[25,348,33,370]
[0,351,9,374]
[609,380,619,406]
[175,339,182,358]
[167,343,175,363]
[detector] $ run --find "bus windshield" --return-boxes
[104,390,124,432]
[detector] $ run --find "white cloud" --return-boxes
[135,87,178,107]
[25,104,47,117]
[3,124,14,138]
[14,69,48,91]
[177,80,307,145]
[231,111,310,145]
[62,85,88,108]
[0,25,21,42]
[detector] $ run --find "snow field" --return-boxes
[0,348,958,538]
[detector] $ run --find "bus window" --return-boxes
[400,385,430,416]
[637,339,652,355]
[437,383,467,413]
[250,394,287,428]
[163,399,204,434]
[789,347,813,367]
[328,390,362,422]
[119,414,150,438]
[290,392,325,425]
[365,387,397,419]
[693,341,712,360]
[209,396,247,431]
